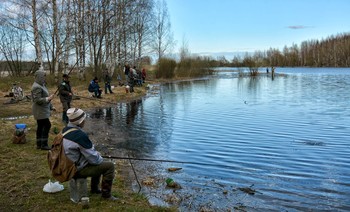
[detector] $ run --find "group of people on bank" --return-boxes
[87,71,113,98]
[31,66,147,202]
[123,65,146,93]
[30,64,147,202]
[88,66,146,96]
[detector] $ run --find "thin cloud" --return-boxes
[287,25,310,29]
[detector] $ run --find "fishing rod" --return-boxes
[102,155,236,169]
[127,154,142,193]
[75,95,119,105]
[54,60,80,95]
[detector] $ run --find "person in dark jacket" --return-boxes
[128,67,137,93]
[88,77,102,98]
[63,108,117,200]
[123,64,130,82]
[58,74,73,124]
[141,68,146,83]
[104,72,113,94]
[31,67,55,150]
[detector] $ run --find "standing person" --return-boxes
[31,67,55,150]
[128,67,136,93]
[104,71,113,94]
[64,108,117,200]
[88,77,102,98]
[58,74,73,124]
[141,68,146,83]
[136,68,142,86]
[123,64,130,84]
[271,67,276,80]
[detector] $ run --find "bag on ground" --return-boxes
[43,180,64,193]
[47,128,78,183]
[12,124,27,144]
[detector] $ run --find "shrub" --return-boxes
[176,56,214,78]
[156,58,176,79]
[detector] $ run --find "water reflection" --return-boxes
[126,99,142,125]
[86,68,350,211]
[90,108,104,119]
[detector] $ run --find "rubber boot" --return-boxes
[90,176,102,194]
[62,111,68,124]
[36,139,41,149]
[41,140,50,150]
[101,180,118,200]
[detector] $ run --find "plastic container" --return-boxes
[14,124,27,136]
[15,123,27,129]
[69,178,88,203]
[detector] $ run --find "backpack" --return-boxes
[47,128,78,183]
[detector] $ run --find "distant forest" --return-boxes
[220,33,350,68]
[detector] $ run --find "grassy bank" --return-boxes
[0,73,175,211]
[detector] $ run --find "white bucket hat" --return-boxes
[66,108,86,125]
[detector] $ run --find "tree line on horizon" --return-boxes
[226,33,350,68]
[1,0,349,80]
[0,0,174,77]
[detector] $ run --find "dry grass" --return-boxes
[0,74,175,212]
[0,74,149,118]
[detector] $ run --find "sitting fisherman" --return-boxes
[12,83,24,100]
[88,77,102,98]
[64,108,117,200]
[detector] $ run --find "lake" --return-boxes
[86,67,350,211]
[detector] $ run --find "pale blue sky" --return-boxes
[166,0,350,54]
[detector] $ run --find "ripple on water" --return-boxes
[93,70,350,211]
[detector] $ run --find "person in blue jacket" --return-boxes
[88,77,102,98]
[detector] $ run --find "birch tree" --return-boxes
[152,0,174,63]
[130,0,154,67]
[31,0,42,65]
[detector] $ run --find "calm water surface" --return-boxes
[88,67,350,211]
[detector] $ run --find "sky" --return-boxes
[165,0,350,56]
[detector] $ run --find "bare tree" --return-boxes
[152,0,174,63]
[71,0,87,76]
[31,0,42,65]
[130,0,154,67]
[52,0,60,75]
[85,0,116,74]
[179,35,190,61]
[63,0,72,74]
[0,22,26,76]
[0,0,184,78]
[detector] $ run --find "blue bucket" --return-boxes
[15,124,27,129]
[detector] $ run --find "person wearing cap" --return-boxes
[63,108,117,200]
[58,74,73,124]
[88,77,102,98]
[31,67,55,150]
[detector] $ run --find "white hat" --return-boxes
[67,108,86,125]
